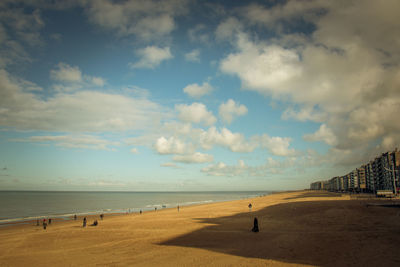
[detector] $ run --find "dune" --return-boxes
[1,190,399,266]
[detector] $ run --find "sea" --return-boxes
[0,191,272,225]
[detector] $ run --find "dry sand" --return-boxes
[1,190,400,266]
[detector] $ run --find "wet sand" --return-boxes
[1,190,400,266]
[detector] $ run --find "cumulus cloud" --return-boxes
[50,63,106,92]
[154,136,193,155]
[183,82,213,98]
[85,0,188,40]
[215,17,243,42]
[184,49,200,62]
[199,127,255,153]
[0,69,166,132]
[219,99,248,124]
[256,134,296,157]
[220,0,400,163]
[175,102,216,126]
[304,124,338,146]
[51,63,83,83]
[130,46,173,69]
[172,152,213,164]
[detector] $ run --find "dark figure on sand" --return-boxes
[177,205,180,212]
[91,220,98,226]
[140,210,142,214]
[74,214,77,220]
[252,217,259,233]
[100,214,104,220]
[248,203,252,212]
[43,219,47,230]
[83,217,87,227]
[48,218,52,225]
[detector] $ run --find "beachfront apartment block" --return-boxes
[310,148,400,195]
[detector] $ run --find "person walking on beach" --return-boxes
[252,217,259,233]
[48,218,52,225]
[83,217,87,227]
[100,214,104,220]
[74,214,77,220]
[43,219,47,230]
[140,210,142,214]
[177,205,180,212]
[248,203,252,212]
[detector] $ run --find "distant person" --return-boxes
[155,207,157,211]
[48,218,52,225]
[140,210,142,214]
[177,205,180,212]
[83,217,87,227]
[100,214,104,220]
[91,220,98,226]
[251,217,259,233]
[248,203,253,212]
[74,214,77,220]
[43,219,47,230]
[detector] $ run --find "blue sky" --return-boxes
[1,0,399,191]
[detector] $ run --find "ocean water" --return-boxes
[0,191,272,224]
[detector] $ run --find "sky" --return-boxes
[0,0,399,191]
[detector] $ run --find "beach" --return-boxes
[1,190,400,266]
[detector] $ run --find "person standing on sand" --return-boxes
[74,214,77,220]
[43,219,47,230]
[251,217,259,232]
[100,214,103,220]
[140,210,142,214]
[48,218,52,225]
[248,203,252,212]
[83,217,87,227]
[177,205,180,212]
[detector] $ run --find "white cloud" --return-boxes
[172,152,213,164]
[199,126,255,152]
[50,63,82,83]
[183,82,213,98]
[175,102,216,126]
[85,0,188,40]
[130,148,139,154]
[219,99,248,124]
[220,35,302,95]
[0,69,167,132]
[304,124,338,146]
[130,46,173,69]
[184,49,200,62]
[50,63,106,92]
[258,134,297,156]
[215,17,243,42]
[219,0,400,164]
[91,76,106,87]
[154,136,193,155]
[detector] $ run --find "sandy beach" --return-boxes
[1,190,400,266]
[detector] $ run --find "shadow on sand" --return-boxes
[160,199,400,266]
[284,191,343,200]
